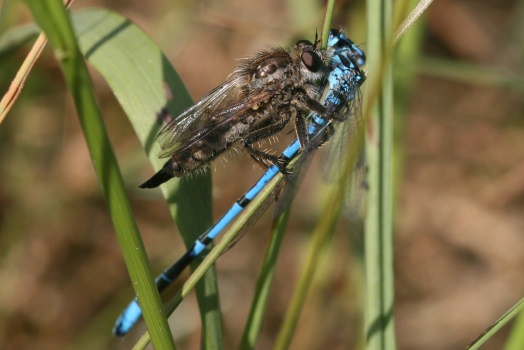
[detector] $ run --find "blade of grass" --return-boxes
[238,206,290,350]
[23,1,175,348]
[466,296,524,350]
[70,8,221,346]
[321,0,336,48]
[503,298,524,350]
[365,0,396,349]
[361,0,438,346]
[273,183,342,350]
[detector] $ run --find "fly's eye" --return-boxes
[301,50,322,72]
[254,63,277,79]
[296,39,313,50]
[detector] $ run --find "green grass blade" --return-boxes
[273,184,343,350]
[321,0,336,48]
[239,200,291,350]
[466,296,524,350]
[504,299,524,350]
[22,2,175,348]
[69,8,221,347]
[365,0,396,349]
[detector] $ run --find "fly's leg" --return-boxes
[310,120,335,148]
[243,92,328,176]
[291,93,327,151]
[271,92,329,173]
[273,108,335,175]
[242,112,291,173]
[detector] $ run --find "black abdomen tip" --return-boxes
[139,161,174,188]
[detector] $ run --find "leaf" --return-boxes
[71,8,221,346]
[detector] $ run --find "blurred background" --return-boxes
[1,0,524,349]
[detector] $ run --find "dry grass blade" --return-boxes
[394,0,434,44]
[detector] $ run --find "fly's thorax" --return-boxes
[236,47,294,92]
[236,38,327,95]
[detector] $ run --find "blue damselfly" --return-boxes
[114,29,366,336]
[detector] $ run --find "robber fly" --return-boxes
[140,37,329,188]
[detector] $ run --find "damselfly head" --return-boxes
[328,29,366,67]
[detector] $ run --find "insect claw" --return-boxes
[276,155,293,176]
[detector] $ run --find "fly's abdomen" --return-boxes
[140,119,252,188]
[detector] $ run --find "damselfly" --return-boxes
[114,29,366,336]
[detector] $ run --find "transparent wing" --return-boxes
[320,88,366,220]
[342,148,366,221]
[158,90,273,158]
[156,73,246,158]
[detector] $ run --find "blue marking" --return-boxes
[159,274,173,283]
[113,299,142,337]
[190,241,206,257]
